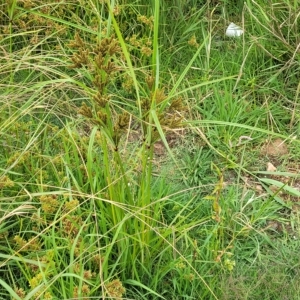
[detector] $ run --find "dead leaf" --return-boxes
[255,184,263,192]
[267,162,277,172]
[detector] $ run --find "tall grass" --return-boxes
[1,0,300,299]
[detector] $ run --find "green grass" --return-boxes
[1,0,300,299]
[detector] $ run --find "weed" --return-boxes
[0,0,300,299]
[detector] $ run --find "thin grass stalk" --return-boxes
[152,0,160,88]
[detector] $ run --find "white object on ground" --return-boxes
[225,22,243,37]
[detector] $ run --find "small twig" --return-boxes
[229,135,253,148]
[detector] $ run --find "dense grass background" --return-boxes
[1,0,300,299]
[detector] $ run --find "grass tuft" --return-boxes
[1,0,300,299]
